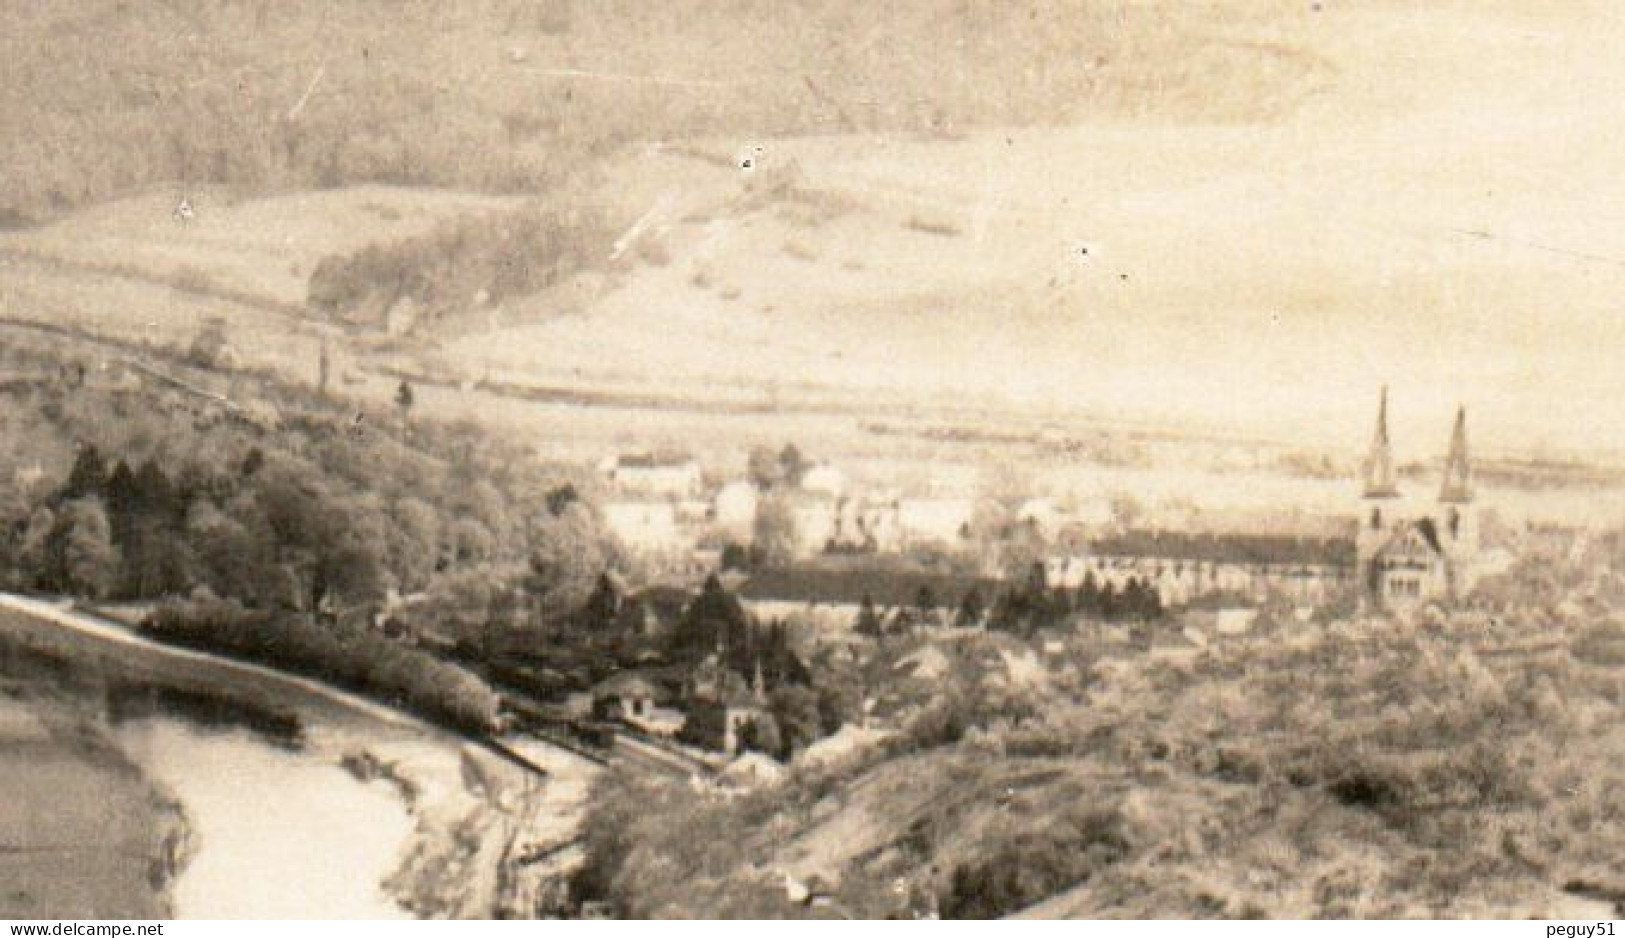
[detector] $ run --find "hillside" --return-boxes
[575,604,1625,919]
[0,186,525,309]
[0,0,1327,224]
[7,1,1625,465]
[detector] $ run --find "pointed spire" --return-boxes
[1439,405,1473,503]
[1362,386,1400,499]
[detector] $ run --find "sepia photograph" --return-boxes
[1,0,1623,923]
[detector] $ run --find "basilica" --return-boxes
[1355,388,1482,610]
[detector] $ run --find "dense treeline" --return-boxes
[976,564,1163,636]
[0,335,627,730]
[143,595,501,731]
[0,336,617,703]
[307,203,613,329]
[0,342,606,617]
[2,0,1324,223]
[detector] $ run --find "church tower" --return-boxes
[1357,387,1401,604]
[1438,405,1478,567]
[1438,405,1472,506]
[1362,385,1400,501]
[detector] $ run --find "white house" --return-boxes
[897,498,975,547]
[603,501,685,555]
[714,481,760,540]
[789,495,840,558]
[831,498,903,553]
[799,464,847,499]
[601,453,704,497]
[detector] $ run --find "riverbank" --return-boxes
[0,685,191,919]
[0,598,599,919]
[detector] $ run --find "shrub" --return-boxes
[306,203,612,330]
[941,807,1130,919]
[142,595,500,732]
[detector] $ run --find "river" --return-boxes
[0,596,593,919]
[113,717,416,920]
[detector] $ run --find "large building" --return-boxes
[1055,531,1356,607]
[1355,388,1483,610]
[600,453,704,498]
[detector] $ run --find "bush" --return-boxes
[143,595,500,732]
[941,806,1130,919]
[307,203,612,330]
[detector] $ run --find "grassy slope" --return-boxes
[581,615,1625,919]
[0,186,525,308]
[0,0,1330,388]
[0,0,1324,223]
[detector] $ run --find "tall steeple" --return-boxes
[1362,386,1400,499]
[1438,405,1473,504]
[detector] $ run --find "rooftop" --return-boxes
[1089,530,1356,568]
[739,563,999,607]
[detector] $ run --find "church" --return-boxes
[1355,387,1481,610]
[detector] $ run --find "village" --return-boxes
[449,386,1597,782]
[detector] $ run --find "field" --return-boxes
[0,0,1327,223]
[4,1,1625,491]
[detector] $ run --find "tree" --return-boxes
[778,443,807,487]
[13,506,55,589]
[133,459,179,520]
[255,466,385,611]
[957,586,985,628]
[526,501,607,623]
[386,497,443,593]
[1026,560,1048,596]
[395,380,415,421]
[915,585,938,619]
[580,572,622,633]
[119,513,190,599]
[57,497,121,598]
[720,541,750,572]
[669,574,750,659]
[315,497,390,611]
[816,678,863,735]
[988,590,1021,633]
[1099,581,1119,620]
[738,714,782,758]
[449,477,514,555]
[447,515,496,564]
[185,498,283,608]
[103,460,139,535]
[1077,571,1101,617]
[747,445,783,489]
[855,593,883,637]
[545,482,579,517]
[769,684,823,757]
[411,565,513,652]
[59,444,107,502]
[752,490,799,567]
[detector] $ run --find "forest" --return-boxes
[0,329,612,730]
[0,0,1325,223]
